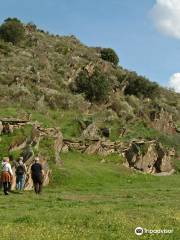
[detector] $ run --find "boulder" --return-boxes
[85,141,102,154]
[81,123,100,140]
[61,145,69,153]
[124,140,174,174]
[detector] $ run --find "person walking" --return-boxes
[1,157,13,195]
[31,157,44,194]
[16,157,26,191]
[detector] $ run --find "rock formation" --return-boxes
[81,123,101,140]
[63,138,175,174]
[123,140,175,174]
[150,108,176,134]
[0,117,176,190]
[0,118,64,190]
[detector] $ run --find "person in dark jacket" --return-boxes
[16,157,27,191]
[31,157,44,194]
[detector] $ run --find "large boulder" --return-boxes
[124,140,174,174]
[81,123,101,140]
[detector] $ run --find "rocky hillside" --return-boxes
[0,18,180,176]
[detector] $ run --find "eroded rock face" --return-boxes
[1,121,64,190]
[54,130,63,165]
[124,140,175,174]
[150,108,176,134]
[63,138,123,156]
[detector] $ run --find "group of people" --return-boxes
[0,156,44,195]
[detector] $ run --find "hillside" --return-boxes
[0,19,180,157]
[0,18,180,240]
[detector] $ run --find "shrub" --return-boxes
[111,94,135,121]
[0,18,25,45]
[100,48,119,65]
[121,71,159,99]
[26,22,37,31]
[74,67,110,102]
[45,90,89,111]
[0,39,11,55]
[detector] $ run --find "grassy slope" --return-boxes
[0,107,180,240]
[0,151,180,240]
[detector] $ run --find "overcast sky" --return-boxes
[0,0,180,92]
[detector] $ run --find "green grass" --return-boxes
[0,107,81,138]
[0,124,33,159]
[0,151,180,240]
[0,108,180,239]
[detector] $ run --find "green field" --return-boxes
[0,151,179,240]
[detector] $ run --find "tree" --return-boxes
[121,71,159,99]
[0,18,25,45]
[74,67,110,102]
[100,48,119,65]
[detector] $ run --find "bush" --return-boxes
[100,48,119,65]
[26,22,37,31]
[0,18,25,45]
[0,39,11,55]
[121,71,159,99]
[111,94,135,121]
[74,67,110,102]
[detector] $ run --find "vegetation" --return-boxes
[0,18,25,45]
[74,67,110,102]
[0,152,179,239]
[100,48,119,65]
[118,71,160,99]
[0,18,180,240]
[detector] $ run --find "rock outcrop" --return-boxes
[63,138,124,156]
[0,117,176,189]
[81,123,101,140]
[63,138,175,174]
[150,108,176,134]
[0,119,65,190]
[123,140,175,174]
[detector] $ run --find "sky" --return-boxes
[0,0,180,92]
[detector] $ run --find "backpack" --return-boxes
[16,165,25,175]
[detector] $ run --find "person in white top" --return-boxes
[1,157,13,195]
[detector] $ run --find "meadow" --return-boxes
[0,151,180,240]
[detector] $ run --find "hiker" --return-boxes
[31,157,44,194]
[16,157,26,191]
[1,157,13,195]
